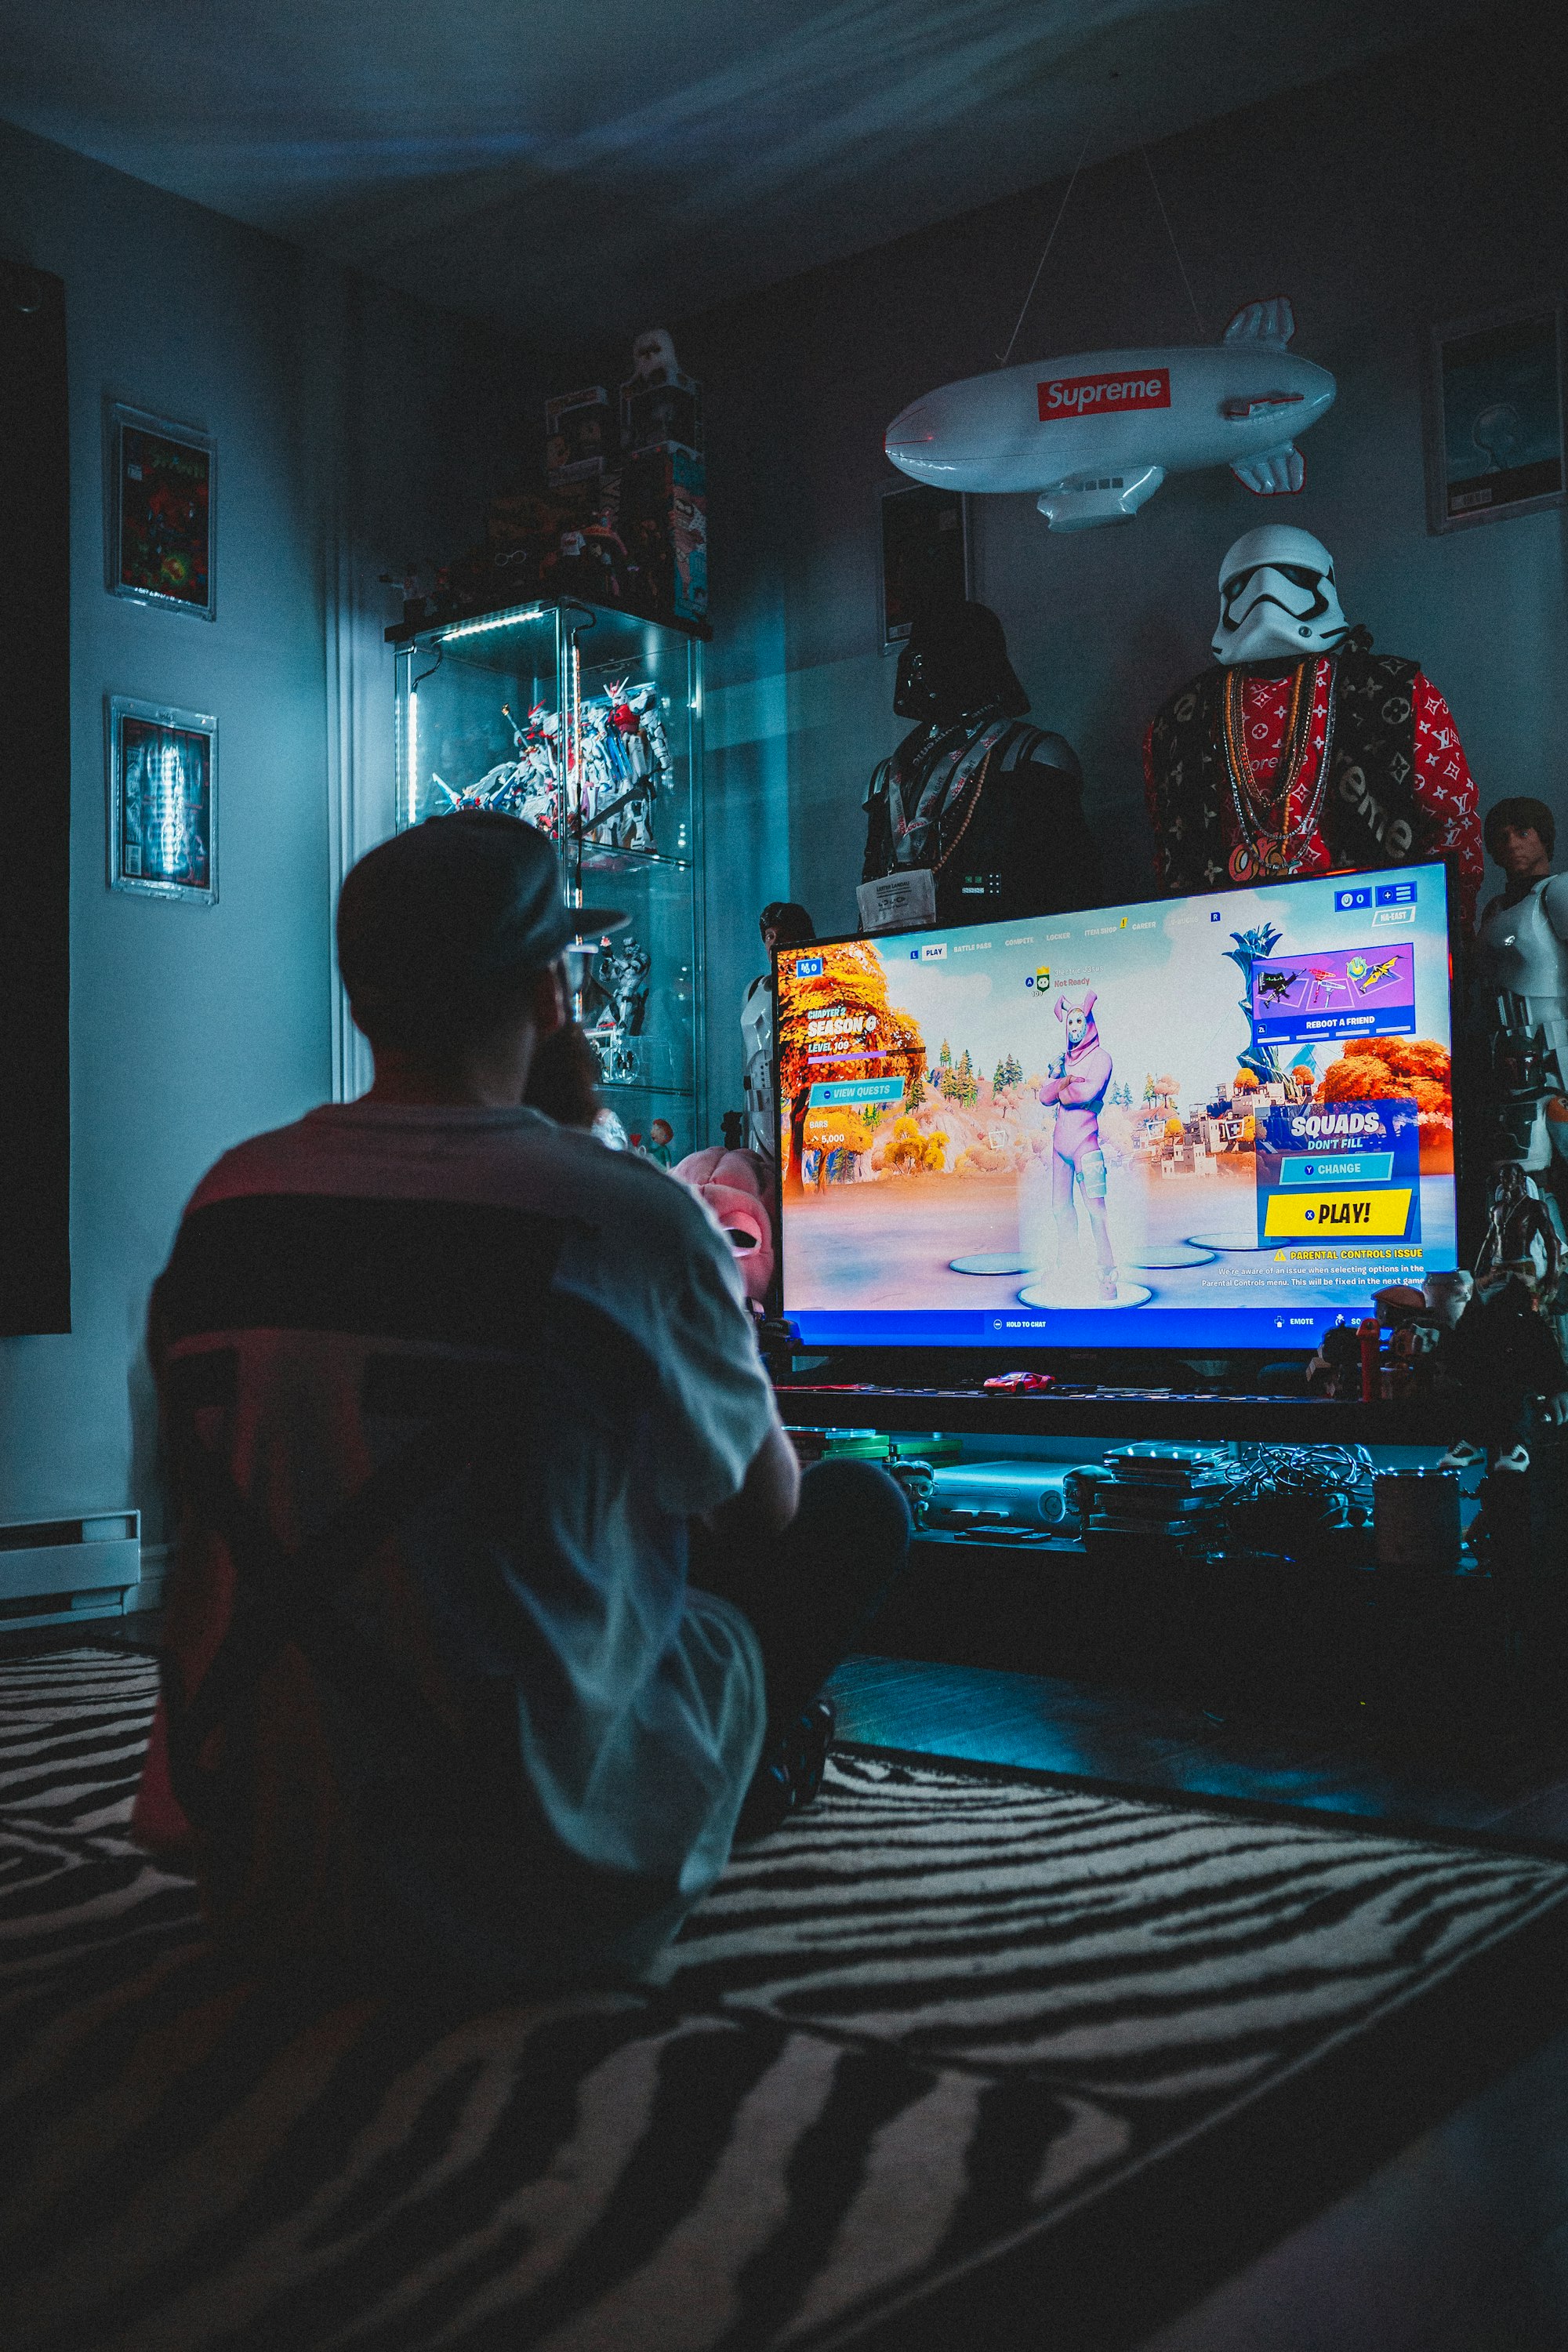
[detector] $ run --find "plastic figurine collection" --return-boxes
[434,679,673,858]
[401,356,1568,1504]
[585,931,652,1085]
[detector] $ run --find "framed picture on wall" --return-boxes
[878,480,968,652]
[107,696,218,906]
[107,402,216,618]
[1426,301,1566,532]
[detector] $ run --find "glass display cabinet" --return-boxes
[390,597,706,1160]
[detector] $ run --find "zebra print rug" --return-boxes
[5,1645,1568,2352]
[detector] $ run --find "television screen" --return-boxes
[775,862,1457,1352]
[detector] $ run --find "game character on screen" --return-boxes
[1039,991,1118,1301]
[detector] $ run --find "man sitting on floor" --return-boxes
[132,813,909,1987]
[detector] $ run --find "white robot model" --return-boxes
[1475,799,1568,1178]
[742,904,815,1162]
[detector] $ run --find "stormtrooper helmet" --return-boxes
[630,327,680,383]
[1212,526,1349,665]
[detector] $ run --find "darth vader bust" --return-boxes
[1143,526,1483,931]
[860,599,1099,930]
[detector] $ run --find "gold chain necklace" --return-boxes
[1221,660,1332,884]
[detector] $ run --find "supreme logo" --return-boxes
[1038,368,1171,419]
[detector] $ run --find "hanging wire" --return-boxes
[995,83,1208,367]
[996,123,1097,368]
[1139,140,1206,338]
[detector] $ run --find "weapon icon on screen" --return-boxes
[1301,965,1350,1010]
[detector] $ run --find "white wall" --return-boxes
[0,119,525,1534]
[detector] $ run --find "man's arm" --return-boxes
[705,1418,800,1544]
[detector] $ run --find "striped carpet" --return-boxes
[5,1644,1568,2352]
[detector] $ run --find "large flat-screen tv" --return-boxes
[775,861,1458,1355]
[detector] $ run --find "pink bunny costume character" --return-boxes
[1038,991,1118,1300]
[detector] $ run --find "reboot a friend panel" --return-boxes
[776,862,1456,1351]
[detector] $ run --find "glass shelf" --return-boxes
[578,845,693,873]
[599,1080,696,1099]
[393,596,706,1138]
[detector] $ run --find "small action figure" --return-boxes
[432,702,563,837]
[579,680,673,852]
[1447,1264,1568,1445]
[1038,991,1118,1301]
[583,510,630,601]
[1477,1160,1563,1295]
[1472,796,1568,1183]
[620,328,703,460]
[1145,526,1483,927]
[742,902,815,1163]
[539,528,608,602]
[589,929,650,1051]
[1304,1317,1363,1399]
[1372,1283,1445,1399]
[1423,1269,1473,1330]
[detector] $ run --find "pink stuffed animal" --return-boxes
[673,1146,775,1301]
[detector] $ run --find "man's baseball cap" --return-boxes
[337,811,626,1044]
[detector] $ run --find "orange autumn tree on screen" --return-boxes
[777,943,926,1169]
[1315,1036,1454,1172]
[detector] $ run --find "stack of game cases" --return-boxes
[1077,1444,1236,1554]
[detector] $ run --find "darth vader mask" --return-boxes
[893,600,1030,724]
[1212,526,1349,666]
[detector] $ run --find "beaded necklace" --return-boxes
[1220,658,1334,884]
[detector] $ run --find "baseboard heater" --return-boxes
[0,1512,141,1629]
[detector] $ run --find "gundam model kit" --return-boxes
[430,677,674,858]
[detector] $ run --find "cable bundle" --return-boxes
[1194,1445,1374,1559]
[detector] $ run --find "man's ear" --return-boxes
[532,961,568,1037]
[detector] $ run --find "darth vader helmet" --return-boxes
[1212,526,1349,666]
[894,599,1029,724]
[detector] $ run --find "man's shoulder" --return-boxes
[173,1115,728,1335]
[490,1125,727,1272]
[185,1110,710,1235]
[185,1113,329,1210]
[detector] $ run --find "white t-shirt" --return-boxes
[133,1102,779,1984]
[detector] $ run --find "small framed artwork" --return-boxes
[107,696,217,905]
[879,480,968,653]
[1426,301,1566,532]
[108,402,215,617]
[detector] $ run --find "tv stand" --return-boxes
[774,1379,1464,1447]
[775,1377,1568,1722]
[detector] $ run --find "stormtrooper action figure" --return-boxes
[861,600,1099,929]
[741,901,815,1163]
[1473,796,1568,1176]
[1144,526,1483,931]
[1467,796,1568,1404]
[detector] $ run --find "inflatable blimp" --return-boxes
[884,298,1335,532]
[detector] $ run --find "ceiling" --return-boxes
[0,0,1482,350]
